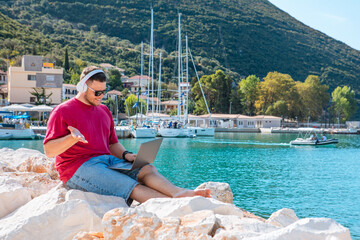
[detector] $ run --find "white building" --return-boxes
[62,84,77,101]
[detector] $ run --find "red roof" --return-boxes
[107,90,123,96]
[128,75,151,80]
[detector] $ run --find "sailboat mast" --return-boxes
[136,41,141,124]
[177,13,182,120]
[146,9,153,119]
[157,52,162,115]
[140,42,143,123]
[151,8,155,123]
[185,35,189,125]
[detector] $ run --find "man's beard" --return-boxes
[84,93,99,106]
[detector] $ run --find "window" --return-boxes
[30,97,36,103]
[28,75,36,81]
[46,75,55,81]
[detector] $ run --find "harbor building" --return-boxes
[8,55,63,105]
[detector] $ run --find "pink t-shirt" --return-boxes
[44,98,118,183]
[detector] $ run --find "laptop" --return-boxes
[109,138,163,170]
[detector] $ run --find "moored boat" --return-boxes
[0,132,13,140]
[131,127,157,138]
[0,127,36,140]
[188,126,215,136]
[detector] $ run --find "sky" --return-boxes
[268,0,360,50]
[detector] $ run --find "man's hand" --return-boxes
[125,153,137,162]
[68,126,88,143]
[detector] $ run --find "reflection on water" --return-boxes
[1,132,359,238]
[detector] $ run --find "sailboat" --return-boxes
[131,9,157,138]
[158,13,194,138]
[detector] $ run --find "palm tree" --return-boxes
[29,87,53,105]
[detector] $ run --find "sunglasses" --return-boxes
[87,85,107,97]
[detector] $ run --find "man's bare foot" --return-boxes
[173,188,211,198]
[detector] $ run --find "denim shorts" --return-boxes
[66,155,143,206]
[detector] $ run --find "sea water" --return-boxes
[1,133,359,239]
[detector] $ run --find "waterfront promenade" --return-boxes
[30,126,359,138]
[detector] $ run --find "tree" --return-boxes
[125,94,147,116]
[239,75,259,115]
[230,88,243,114]
[121,88,130,98]
[107,69,123,91]
[191,70,232,114]
[64,48,69,72]
[255,72,301,119]
[212,70,232,113]
[69,68,80,85]
[265,100,288,117]
[331,86,357,122]
[29,87,53,105]
[296,75,329,121]
[191,74,216,114]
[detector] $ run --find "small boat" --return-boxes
[290,138,338,145]
[290,131,338,146]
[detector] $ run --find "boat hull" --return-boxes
[290,138,338,145]
[188,127,215,136]
[131,127,157,138]
[0,129,36,140]
[158,128,194,138]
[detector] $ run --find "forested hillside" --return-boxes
[1,0,360,95]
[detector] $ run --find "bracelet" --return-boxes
[122,150,133,160]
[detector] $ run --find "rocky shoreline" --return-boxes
[0,148,351,239]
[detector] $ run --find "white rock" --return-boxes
[196,182,233,203]
[0,148,43,169]
[180,210,216,235]
[0,185,128,240]
[72,231,104,239]
[266,208,299,227]
[102,207,214,240]
[0,172,60,198]
[103,207,163,240]
[137,196,243,218]
[248,218,351,240]
[0,148,58,179]
[213,215,279,239]
[0,176,31,219]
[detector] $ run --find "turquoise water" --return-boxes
[1,133,359,239]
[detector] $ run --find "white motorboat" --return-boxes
[290,138,338,145]
[0,126,36,140]
[131,127,157,138]
[188,127,215,136]
[157,127,193,138]
[290,130,338,146]
[0,132,13,140]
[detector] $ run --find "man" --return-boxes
[44,66,210,206]
[321,133,327,141]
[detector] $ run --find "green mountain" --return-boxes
[1,0,360,96]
